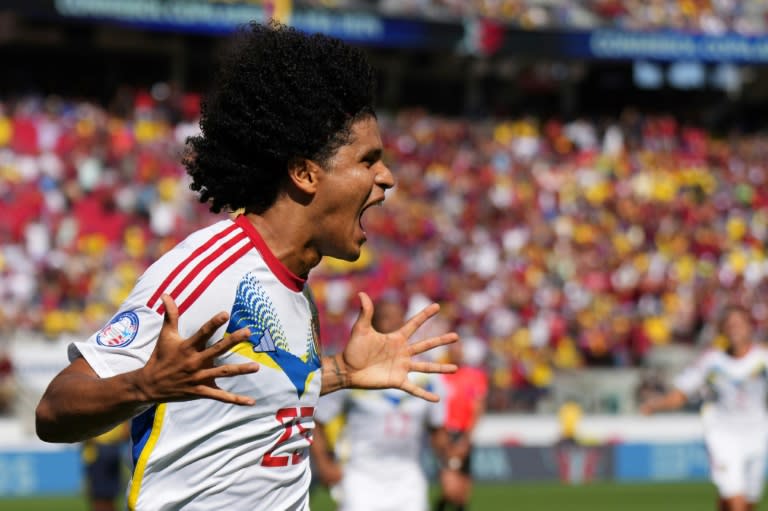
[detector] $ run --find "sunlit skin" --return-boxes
[247,116,395,278]
[35,116,458,445]
[311,295,453,501]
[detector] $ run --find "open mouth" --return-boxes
[359,198,385,232]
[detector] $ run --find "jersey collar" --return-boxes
[235,215,306,292]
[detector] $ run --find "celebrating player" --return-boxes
[35,23,458,511]
[641,305,768,511]
[311,293,449,511]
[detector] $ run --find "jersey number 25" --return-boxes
[262,407,315,467]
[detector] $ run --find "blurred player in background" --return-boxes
[35,23,458,511]
[311,293,449,511]
[81,422,130,511]
[435,337,488,511]
[641,305,768,511]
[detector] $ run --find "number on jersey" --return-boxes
[262,407,315,467]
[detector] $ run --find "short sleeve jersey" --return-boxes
[69,216,322,511]
[315,374,445,472]
[442,366,488,433]
[674,346,768,426]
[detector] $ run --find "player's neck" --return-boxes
[242,210,320,278]
[730,342,753,358]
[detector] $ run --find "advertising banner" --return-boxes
[0,448,81,496]
[9,0,464,48]
[614,442,710,482]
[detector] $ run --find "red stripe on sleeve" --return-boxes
[172,243,254,317]
[146,223,239,310]
[157,232,247,312]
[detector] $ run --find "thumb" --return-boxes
[352,292,374,332]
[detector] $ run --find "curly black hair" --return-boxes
[185,22,376,214]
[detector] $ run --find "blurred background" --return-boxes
[3,0,768,509]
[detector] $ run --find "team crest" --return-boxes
[96,311,139,347]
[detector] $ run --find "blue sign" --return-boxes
[587,30,768,62]
[0,448,81,496]
[50,0,462,48]
[614,442,710,482]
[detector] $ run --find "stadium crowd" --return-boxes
[301,0,768,35]
[2,92,768,411]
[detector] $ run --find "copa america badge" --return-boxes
[96,311,140,347]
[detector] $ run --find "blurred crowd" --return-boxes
[300,0,768,35]
[3,93,768,412]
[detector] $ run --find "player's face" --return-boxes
[313,116,394,261]
[723,310,753,349]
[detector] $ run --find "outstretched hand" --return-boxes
[135,294,260,406]
[334,292,458,402]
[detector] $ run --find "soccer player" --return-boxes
[311,293,449,511]
[435,338,488,511]
[641,305,768,511]
[34,23,458,511]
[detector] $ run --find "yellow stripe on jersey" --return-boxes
[232,340,319,398]
[303,370,317,394]
[128,403,167,511]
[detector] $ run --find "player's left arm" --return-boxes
[320,292,458,400]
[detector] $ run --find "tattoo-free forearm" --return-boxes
[642,389,687,415]
[36,358,152,443]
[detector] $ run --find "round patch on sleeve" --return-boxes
[96,311,140,347]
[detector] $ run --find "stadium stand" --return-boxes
[2,93,766,412]
[298,0,768,34]
[7,2,768,507]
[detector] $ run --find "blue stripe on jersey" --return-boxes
[265,348,321,398]
[228,273,287,351]
[131,406,157,467]
[228,271,321,397]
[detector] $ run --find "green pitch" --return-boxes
[313,482,766,511]
[3,483,766,511]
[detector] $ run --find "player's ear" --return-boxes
[287,158,321,195]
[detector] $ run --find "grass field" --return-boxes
[1,482,766,511]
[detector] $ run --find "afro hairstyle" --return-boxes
[185,22,376,214]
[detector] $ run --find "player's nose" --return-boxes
[374,161,395,190]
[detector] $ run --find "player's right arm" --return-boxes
[640,350,714,415]
[639,389,687,415]
[36,295,258,443]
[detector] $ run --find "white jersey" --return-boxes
[674,346,768,427]
[69,216,322,511]
[315,375,444,511]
